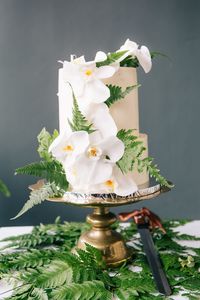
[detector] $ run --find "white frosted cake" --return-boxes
[49,38,153,196]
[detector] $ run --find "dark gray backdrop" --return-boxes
[0,0,199,226]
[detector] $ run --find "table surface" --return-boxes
[0,221,200,300]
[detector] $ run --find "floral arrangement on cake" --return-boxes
[13,39,172,219]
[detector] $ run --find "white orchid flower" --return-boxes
[62,54,116,104]
[48,131,89,166]
[101,166,138,196]
[68,165,138,196]
[118,38,152,73]
[65,132,124,188]
[78,102,117,138]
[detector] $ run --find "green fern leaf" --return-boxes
[85,243,105,268]
[120,55,139,68]
[11,182,60,219]
[0,249,55,271]
[68,88,95,133]
[30,288,48,300]
[105,84,140,107]
[137,157,173,188]
[117,129,172,188]
[96,51,127,67]
[117,129,145,173]
[51,280,112,300]
[5,284,33,299]
[15,160,68,190]
[23,260,73,288]
[0,179,10,197]
[37,127,59,161]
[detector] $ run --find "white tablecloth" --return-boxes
[0,221,200,300]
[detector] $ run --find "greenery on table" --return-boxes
[0,219,200,299]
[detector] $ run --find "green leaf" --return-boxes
[51,281,112,300]
[116,129,173,188]
[23,260,73,289]
[0,249,55,271]
[11,182,61,219]
[115,287,138,300]
[15,160,68,190]
[150,51,169,60]
[2,219,200,299]
[96,50,127,67]
[0,179,10,197]
[68,88,95,133]
[137,157,173,188]
[117,129,145,173]
[37,127,59,162]
[30,288,48,300]
[120,55,139,68]
[105,84,140,107]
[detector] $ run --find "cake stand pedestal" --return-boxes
[48,180,171,267]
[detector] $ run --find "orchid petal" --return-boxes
[95,66,116,79]
[49,131,89,165]
[85,79,110,103]
[97,136,124,162]
[120,38,138,52]
[136,46,152,73]
[66,155,112,186]
[95,51,107,62]
[87,103,117,138]
[67,131,89,156]
[114,167,138,196]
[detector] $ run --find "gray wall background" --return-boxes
[0,0,199,226]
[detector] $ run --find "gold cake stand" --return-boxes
[48,180,171,267]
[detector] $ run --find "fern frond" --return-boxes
[117,129,145,173]
[68,88,95,133]
[0,249,55,271]
[4,283,33,299]
[0,221,87,250]
[96,51,127,67]
[37,127,59,161]
[105,84,140,107]
[23,260,72,288]
[51,280,112,300]
[0,179,10,197]
[137,157,173,188]
[120,55,139,68]
[15,160,68,190]
[30,288,48,300]
[11,182,60,219]
[117,129,172,188]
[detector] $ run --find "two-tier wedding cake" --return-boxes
[49,39,152,196]
[14,38,171,219]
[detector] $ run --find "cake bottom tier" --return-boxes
[129,133,149,187]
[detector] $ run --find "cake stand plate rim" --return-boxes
[47,180,172,207]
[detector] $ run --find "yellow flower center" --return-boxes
[104,180,115,189]
[63,144,74,152]
[85,69,92,76]
[88,147,98,157]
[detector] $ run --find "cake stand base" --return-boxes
[47,179,171,267]
[75,207,133,267]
